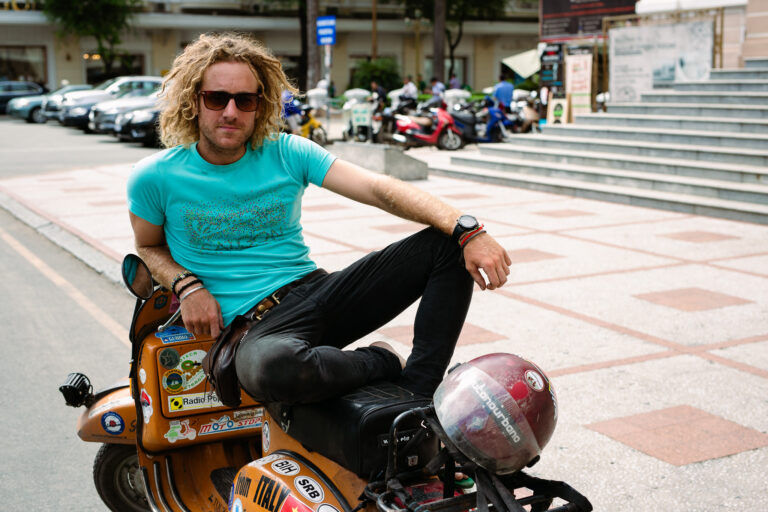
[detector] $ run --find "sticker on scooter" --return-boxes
[162,369,185,394]
[154,325,196,343]
[88,396,133,419]
[234,407,264,420]
[164,419,197,443]
[253,475,292,512]
[248,453,281,468]
[153,295,168,310]
[159,348,180,369]
[231,498,244,512]
[279,493,315,512]
[199,414,262,436]
[177,349,206,390]
[141,389,153,423]
[294,476,324,503]
[168,391,221,412]
[235,475,251,497]
[318,504,340,512]
[262,421,271,452]
[101,411,125,435]
[271,459,300,476]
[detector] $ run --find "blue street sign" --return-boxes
[317,15,336,46]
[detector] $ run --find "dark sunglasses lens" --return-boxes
[234,94,258,112]
[203,91,231,110]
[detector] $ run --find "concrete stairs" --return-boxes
[429,59,768,224]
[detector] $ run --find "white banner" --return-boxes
[565,53,593,116]
[609,21,713,103]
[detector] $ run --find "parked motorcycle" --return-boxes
[391,98,464,151]
[299,105,328,146]
[372,96,417,144]
[450,97,515,144]
[60,254,592,512]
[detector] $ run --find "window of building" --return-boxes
[0,46,47,84]
[84,53,145,84]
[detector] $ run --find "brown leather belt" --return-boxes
[243,268,326,322]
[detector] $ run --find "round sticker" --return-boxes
[524,370,545,392]
[178,349,206,390]
[139,368,147,384]
[262,421,271,453]
[101,411,125,435]
[159,348,180,369]
[232,497,243,512]
[271,458,300,476]
[294,476,324,503]
[162,369,185,394]
[318,505,340,512]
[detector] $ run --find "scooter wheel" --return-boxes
[437,129,463,151]
[310,127,328,146]
[93,443,149,511]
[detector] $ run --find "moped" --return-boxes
[450,97,515,144]
[391,98,464,151]
[60,254,592,512]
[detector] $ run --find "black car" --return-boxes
[0,81,47,114]
[114,106,161,147]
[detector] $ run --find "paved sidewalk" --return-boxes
[1,144,767,511]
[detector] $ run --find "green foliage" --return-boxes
[41,0,142,76]
[350,58,402,93]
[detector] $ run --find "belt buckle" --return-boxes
[271,292,281,305]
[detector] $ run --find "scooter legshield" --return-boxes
[77,384,137,444]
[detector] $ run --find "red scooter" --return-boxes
[391,98,464,151]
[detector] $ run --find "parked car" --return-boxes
[88,90,159,134]
[7,84,91,123]
[114,106,161,147]
[42,84,93,121]
[0,81,47,114]
[58,76,161,130]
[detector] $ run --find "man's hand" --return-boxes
[180,288,224,339]
[463,233,511,290]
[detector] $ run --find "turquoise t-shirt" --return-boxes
[127,133,336,326]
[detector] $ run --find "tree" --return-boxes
[404,0,509,81]
[41,0,142,78]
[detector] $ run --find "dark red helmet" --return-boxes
[433,353,558,474]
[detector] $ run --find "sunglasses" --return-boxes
[200,90,261,112]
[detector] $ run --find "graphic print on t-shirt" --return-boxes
[181,192,288,251]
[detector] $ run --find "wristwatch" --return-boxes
[452,214,480,245]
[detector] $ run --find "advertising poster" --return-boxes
[541,0,636,41]
[609,21,713,102]
[540,43,564,89]
[565,52,593,116]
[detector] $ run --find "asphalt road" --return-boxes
[0,196,135,510]
[0,115,158,178]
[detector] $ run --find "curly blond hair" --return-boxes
[159,32,297,149]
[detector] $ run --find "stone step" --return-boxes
[710,68,768,80]
[476,144,768,184]
[428,161,768,225]
[572,112,768,134]
[541,124,768,150]
[745,57,768,69]
[505,134,768,167]
[673,79,768,92]
[641,90,768,105]
[448,153,768,205]
[606,102,768,119]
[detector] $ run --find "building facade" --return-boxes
[0,0,540,93]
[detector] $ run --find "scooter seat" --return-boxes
[266,381,438,478]
[451,110,475,125]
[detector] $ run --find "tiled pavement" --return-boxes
[1,146,767,511]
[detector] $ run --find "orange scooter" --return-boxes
[60,254,592,512]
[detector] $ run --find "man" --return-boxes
[448,74,461,90]
[493,75,515,112]
[369,79,387,112]
[127,33,510,405]
[428,76,445,98]
[401,75,418,100]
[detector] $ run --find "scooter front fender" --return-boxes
[77,383,137,444]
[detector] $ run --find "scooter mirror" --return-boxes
[122,254,154,299]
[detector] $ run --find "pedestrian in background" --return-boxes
[401,75,418,99]
[428,76,445,98]
[449,74,461,90]
[492,75,514,112]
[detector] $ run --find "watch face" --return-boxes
[458,215,478,230]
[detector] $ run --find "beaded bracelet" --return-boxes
[175,279,203,298]
[170,270,195,296]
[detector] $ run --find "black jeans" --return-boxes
[235,227,474,404]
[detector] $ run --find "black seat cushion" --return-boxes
[267,382,438,478]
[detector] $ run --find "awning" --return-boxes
[502,49,540,79]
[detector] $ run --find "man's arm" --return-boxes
[321,159,511,290]
[129,213,223,337]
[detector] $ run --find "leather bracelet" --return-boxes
[175,279,203,298]
[459,224,485,246]
[179,286,205,303]
[460,229,486,248]
[171,270,195,296]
